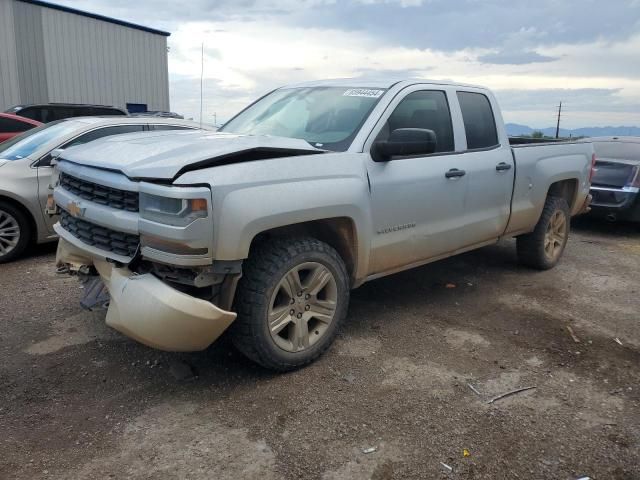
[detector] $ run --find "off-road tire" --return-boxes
[0,201,31,264]
[231,237,350,371]
[517,196,570,270]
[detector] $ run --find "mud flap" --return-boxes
[80,276,110,311]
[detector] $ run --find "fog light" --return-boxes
[141,234,208,256]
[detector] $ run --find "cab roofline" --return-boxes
[283,77,486,90]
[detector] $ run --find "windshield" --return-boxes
[219,87,387,151]
[0,120,82,160]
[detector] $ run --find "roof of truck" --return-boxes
[285,77,485,90]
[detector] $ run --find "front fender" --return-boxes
[213,176,371,281]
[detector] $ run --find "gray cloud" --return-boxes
[50,0,640,127]
[495,88,640,114]
[478,50,557,65]
[55,0,640,56]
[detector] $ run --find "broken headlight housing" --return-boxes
[139,193,208,227]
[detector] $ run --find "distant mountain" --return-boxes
[505,123,640,138]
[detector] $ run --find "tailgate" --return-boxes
[592,160,635,188]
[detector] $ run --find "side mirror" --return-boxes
[36,148,64,168]
[50,148,65,159]
[372,128,437,162]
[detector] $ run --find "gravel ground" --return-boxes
[1,217,638,480]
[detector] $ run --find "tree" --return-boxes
[532,131,544,139]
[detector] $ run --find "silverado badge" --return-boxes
[67,201,85,218]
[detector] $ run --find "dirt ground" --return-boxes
[1,217,638,480]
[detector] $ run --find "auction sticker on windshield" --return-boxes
[343,89,384,98]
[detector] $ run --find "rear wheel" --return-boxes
[517,196,570,270]
[0,202,31,263]
[231,237,349,371]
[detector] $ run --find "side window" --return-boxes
[92,107,126,116]
[0,117,35,133]
[64,125,145,148]
[18,107,46,123]
[377,90,454,153]
[456,92,499,150]
[77,107,96,117]
[51,107,76,121]
[150,125,194,131]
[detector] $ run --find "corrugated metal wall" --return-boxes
[13,1,49,105]
[0,0,21,109]
[0,0,169,112]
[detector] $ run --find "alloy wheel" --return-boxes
[268,262,338,353]
[544,210,567,261]
[0,210,20,258]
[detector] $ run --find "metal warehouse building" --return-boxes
[0,0,170,114]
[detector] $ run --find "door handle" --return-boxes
[445,168,466,178]
[496,162,512,171]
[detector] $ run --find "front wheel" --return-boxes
[231,237,350,371]
[517,196,570,270]
[0,202,31,264]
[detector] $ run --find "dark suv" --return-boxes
[5,103,128,123]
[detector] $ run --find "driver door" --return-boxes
[366,87,472,275]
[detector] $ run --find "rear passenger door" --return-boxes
[454,91,514,243]
[366,87,472,274]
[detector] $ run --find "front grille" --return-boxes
[60,210,139,257]
[60,172,138,212]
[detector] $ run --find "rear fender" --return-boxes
[507,147,591,234]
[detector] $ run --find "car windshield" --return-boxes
[0,120,83,160]
[219,86,387,151]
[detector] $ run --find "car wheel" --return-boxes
[231,236,350,371]
[517,196,570,270]
[0,201,31,263]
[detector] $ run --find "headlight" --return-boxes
[139,193,208,227]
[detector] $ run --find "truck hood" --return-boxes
[0,160,7,169]
[59,131,325,180]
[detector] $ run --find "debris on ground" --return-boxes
[342,373,356,384]
[445,283,456,288]
[168,360,197,381]
[614,337,623,346]
[487,386,537,404]
[467,383,481,396]
[440,462,453,473]
[566,325,581,343]
[362,447,377,454]
[463,449,470,457]
[55,265,70,275]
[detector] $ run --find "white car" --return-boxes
[0,116,212,262]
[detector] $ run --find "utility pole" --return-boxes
[555,101,562,139]
[200,42,204,128]
[213,112,217,127]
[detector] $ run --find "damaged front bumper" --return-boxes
[56,238,237,352]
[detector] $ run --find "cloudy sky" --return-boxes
[56,0,640,128]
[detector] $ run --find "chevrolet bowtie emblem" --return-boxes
[67,201,85,218]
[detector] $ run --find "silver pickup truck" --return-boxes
[52,79,594,370]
